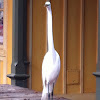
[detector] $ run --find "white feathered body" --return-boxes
[41,50,60,99]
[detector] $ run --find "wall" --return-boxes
[0,0,12,84]
[7,0,12,84]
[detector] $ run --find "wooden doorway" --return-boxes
[65,0,97,94]
[29,0,97,94]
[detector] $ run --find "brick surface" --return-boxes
[0,85,69,100]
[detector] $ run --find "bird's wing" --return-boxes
[42,51,60,85]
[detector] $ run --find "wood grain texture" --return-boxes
[67,0,81,94]
[83,0,97,93]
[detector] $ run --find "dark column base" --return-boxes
[7,74,29,88]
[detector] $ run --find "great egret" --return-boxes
[41,1,61,100]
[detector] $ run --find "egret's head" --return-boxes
[44,1,51,8]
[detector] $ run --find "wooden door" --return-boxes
[30,0,97,94]
[83,0,97,93]
[66,0,97,94]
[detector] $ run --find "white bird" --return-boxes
[41,1,61,100]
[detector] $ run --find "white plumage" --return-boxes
[41,1,61,100]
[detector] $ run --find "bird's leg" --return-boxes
[51,83,54,100]
[48,83,50,100]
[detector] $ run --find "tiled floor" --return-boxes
[0,84,96,100]
[0,84,69,100]
[58,93,96,100]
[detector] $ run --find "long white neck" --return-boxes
[46,5,55,52]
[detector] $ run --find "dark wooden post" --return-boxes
[93,0,100,99]
[7,0,30,88]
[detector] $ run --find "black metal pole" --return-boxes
[93,0,100,99]
[7,0,30,88]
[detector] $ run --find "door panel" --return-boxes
[32,0,47,92]
[66,0,97,94]
[83,0,97,93]
[67,0,81,93]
